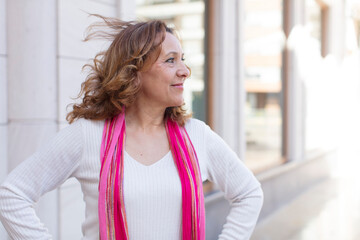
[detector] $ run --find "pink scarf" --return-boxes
[98,112,205,239]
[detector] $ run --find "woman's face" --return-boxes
[137,32,190,109]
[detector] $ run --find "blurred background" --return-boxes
[1,0,360,239]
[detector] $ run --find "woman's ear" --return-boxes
[135,73,141,87]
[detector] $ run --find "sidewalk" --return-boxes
[251,94,360,240]
[251,177,360,240]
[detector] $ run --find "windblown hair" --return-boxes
[66,15,191,125]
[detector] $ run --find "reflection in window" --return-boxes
[137,0,175,5]
[356,20,360,47]
[306,0,321,44]
[136,0,206,121]
[244,0,284,172]
[352,3,360,47]
[304,0,323,153]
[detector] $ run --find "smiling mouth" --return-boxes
[171,83,184,88]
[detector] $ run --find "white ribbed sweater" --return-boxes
[0,118,263,240]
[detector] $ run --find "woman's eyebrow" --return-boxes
[164,51,184,56]
[164,51,184,58]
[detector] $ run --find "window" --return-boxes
[356,20,360,47]
[304,0,327,154]
[244,0,284,172]
[306,0,322,45]
[351,3,360,47]
[137,0,175,5]
[136,0,206,121]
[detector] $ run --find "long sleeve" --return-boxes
[204,124,263,240]
[0,120,84,240]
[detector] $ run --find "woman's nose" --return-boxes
[177,62,190,78]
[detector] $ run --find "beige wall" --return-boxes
[0,0,6,237]
[0,0,353,239]
[1,0,118,239]
[57,1,117,238]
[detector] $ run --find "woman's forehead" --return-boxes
[160,32,183,55]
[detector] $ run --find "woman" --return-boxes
[0,16,263,240]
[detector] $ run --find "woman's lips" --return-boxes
[171,83,184,89]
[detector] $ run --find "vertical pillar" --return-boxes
[7,0,58,238]
[0,0,7,180]
[282,0,305,162]
[0,0,7,238]
[57,1,118,238]
[117,0,136,20]
[330,1,346,59]
[207,0,244,158]
[237,0,246,161]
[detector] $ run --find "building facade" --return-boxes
[1,0,359,239]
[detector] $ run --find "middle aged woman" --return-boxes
[0,16,263,240]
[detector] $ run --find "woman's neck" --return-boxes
[125,101,166,132]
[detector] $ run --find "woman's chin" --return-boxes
[167,102,184,109]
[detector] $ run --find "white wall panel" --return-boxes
[0,57,6,124]
[5,0,58,238]
[7,0,57,120]
[8,122,57,170]
[59,179,85,240]
[35,190,60,238]
[91,0,116,6]
[0,0,6,55]
[58,0,116,60]
[57,1,118,238]
[0,125,7,182]
[58,58,86,123]
[118,0,136,20]
[0,225,6,240]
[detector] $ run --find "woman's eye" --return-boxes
[166,58,175,63]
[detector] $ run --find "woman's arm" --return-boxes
[204,124,264,240]
[0,120,84,239]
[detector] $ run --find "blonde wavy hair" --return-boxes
[66,15,191,125]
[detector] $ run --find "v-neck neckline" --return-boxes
[124,150,172,168]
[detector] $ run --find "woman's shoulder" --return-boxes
[71,118,104,130]
[184,118,208,132]
[63,118,104,142]
[184,118,214,147]
[185,118,227,149]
